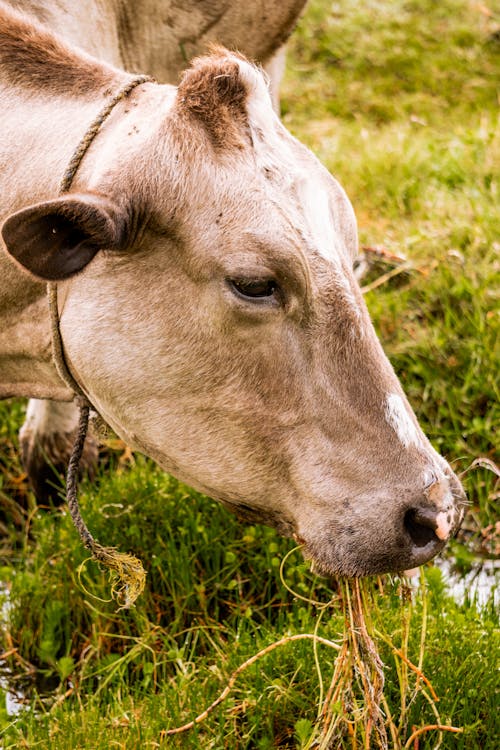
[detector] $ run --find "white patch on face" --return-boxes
[294,176,337,263]
[235,57,343,261]
[385,393,421,449]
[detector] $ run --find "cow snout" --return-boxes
[403,477,465,560]
[296,473,466,576]
[408,506,452,541]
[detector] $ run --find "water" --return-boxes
[437,556,499,609]
[3,684,26,716]
[0,582,27,717]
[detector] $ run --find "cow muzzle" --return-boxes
[402,476,466,566]
[299,473,466,577]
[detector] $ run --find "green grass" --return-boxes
[0,468,498,748]
[1,0,499,747]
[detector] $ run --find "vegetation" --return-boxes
[1,0,498,747]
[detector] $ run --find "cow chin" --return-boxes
[301,531,447,578]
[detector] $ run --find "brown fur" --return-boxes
[0,2,117,96]
[177,51,250,149]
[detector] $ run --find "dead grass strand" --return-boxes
[160,633,341,737]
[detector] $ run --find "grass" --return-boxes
[1,470,498,748]
[1,0,499,747]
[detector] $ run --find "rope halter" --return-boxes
[48,74,153,608]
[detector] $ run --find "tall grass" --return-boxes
[1,0,499,747]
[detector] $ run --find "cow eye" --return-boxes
[228,279,278,299]
[229,278,279,300]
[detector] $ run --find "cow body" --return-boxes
[0,3,465,576]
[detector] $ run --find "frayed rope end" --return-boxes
[90,543,146,609]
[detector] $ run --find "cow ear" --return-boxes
[1,193,127,281]
[177,49,253,149]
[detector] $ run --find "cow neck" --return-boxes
[47,74,152,609]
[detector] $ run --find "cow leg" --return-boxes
[19,399,98,505]
[263,44,287,113]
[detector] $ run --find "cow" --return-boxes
[4,0,308,110]
[0,3,465,577]
[4,0,308,501]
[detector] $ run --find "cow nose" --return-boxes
[403,477,465,552]
[403,507,444,549]
[404,506,452,543]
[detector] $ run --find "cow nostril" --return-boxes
[404,508,439,548]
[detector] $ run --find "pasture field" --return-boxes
[1,0,499,747]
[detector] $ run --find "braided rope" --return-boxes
[58,75,152,195]
[67,400,146,608]
[48,75,152,607]
[49,74,152,398]
[47,284,87,397]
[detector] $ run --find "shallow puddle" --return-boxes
[437,555,499,609]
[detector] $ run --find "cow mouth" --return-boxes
[219,500,454,577]
[220,502,444,576]
[299,523,448,578]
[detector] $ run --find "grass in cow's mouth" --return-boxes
[1,0,499,746]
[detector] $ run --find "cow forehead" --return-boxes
[128,76,356,270]
[118,78,359,308]
[199,141,350,268]
[228,59,357,260]
[167,123,364,329]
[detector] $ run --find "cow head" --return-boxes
[2,51,465,575]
